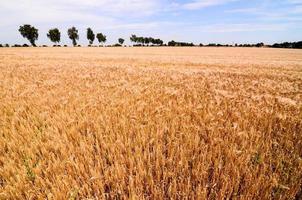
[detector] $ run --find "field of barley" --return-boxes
[0,47,301,199]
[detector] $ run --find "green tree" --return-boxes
[67,27,79,46]
[130,35,137,44]
[87,28,95,45]
[18,24,39,46]
[150,37,155,45]
[137,37,144,45]
[168,40,176,46]
[96,33,107,45]
[118,38,125,45]
[144,37,151,46]
[47,28,61,45]
[157,39,164,46]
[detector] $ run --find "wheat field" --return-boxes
[0,47,301,199]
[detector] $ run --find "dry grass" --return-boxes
[0,47,301,199]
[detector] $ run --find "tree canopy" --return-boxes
[47,28,61,44]
[96,33,107,44]
[130,35,137,43]
[87,28,95,45]
[130,35,163,46]
[168,40,194,46]
[118,38,125,45]
[271,41,302,49]
[18,24,39,46]
[67,27,79,46]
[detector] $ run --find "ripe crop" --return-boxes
[0,47,301,199]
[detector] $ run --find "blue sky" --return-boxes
[0,0,301,45]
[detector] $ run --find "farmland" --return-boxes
[0,47,301,199]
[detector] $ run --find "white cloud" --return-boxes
[61,0,161,15]
[200,23,289,32]
[225,0,302,21]
[225,7,260,13]
[183,0,237,10]
[293,5,302,13]
[0,0,161,23]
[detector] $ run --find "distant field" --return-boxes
[0,47,301,199]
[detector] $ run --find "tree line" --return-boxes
[14,25,160,47]
[0,24,301,49]
[17,24,108,47]
[15,25,153,47]
[130,35,163,46]
[271,41,302,49]
[199,43,265,47]
[167,40,194,46]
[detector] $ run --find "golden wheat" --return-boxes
[0,47,301,199]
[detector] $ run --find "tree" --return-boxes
[18,24,39,46]
[67,27,79,46]
[130,35,164,46]
[150,38,155,45]
[87,28,95,45]
[130,35,137,44]
[168,40,176,46]
[168,40,194,46]
[144,37,150,46]
[47,28,61,45]
[118,38,125,45]
[271,41,302,49]
[96,33,107,45]
[155,39,163,46]
[256,42,264,47]
[137,37,144,45]
[294,41,302,48]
